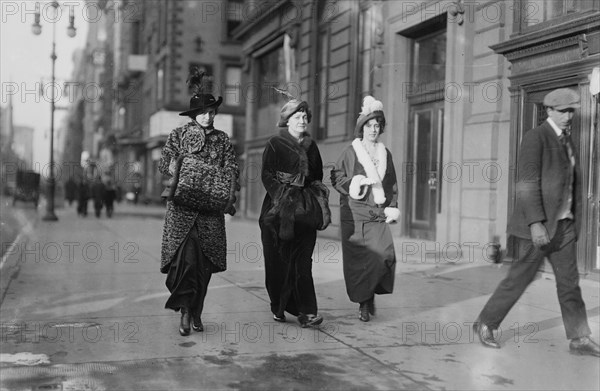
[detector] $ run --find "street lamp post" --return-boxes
[32,1,76,221]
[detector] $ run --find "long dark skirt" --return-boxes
[341,205,396,303]
[260,220,318,317]
[165,222,215,314]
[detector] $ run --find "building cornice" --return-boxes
[232,0,291,40]
[490,12,600,57]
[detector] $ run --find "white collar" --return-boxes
[546,117,565,137]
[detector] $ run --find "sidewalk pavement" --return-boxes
[0,203,598,390]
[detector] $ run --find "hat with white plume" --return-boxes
[355,95,386,136]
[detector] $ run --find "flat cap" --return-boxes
[543,88,581,110]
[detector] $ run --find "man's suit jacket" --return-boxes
[507,121,582,240]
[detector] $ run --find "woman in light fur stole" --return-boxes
[330,96,400,322]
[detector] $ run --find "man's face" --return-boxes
[547,107,575,130]
[196,109,216,127]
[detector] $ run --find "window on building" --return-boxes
[411,30,446,91]
[158,0,168,47]
[517,0,599,31]
[224,64,242,107]
[313,0,337,140]
[156,60,165,106]
[226,0,244,39]
[117,106,126,131]
[255,45,286,138]
[359,4,375,97]
[188,63,214,95]
[131,21,141,54]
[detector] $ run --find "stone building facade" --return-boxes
[111,0,245,201]
[234,0,599,276]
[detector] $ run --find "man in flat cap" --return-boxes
[474,88,599,357]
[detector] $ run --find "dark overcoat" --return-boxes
[158,122,238,273]
[258,130,329,236]
[507,121,582,240]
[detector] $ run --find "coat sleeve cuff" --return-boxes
[349,175,367,200]
[384,207,400,222]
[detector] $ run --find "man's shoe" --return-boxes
[192,313,203,332]
[569,336,600,357]
[359,302,370,322]
[367,296,376,316]
[474,322,500,349]
[299,314,323,328]
[179,310,191,336]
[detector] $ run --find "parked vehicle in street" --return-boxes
[12,170,40,207]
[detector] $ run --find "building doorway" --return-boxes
[513,86,598,274]
[404,26,446,240]
[406,101,444,240]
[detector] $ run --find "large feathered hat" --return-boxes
[273,87,312,127]
[179,67,223,118]
[355,96,386,136]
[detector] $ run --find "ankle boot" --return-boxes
[367,296,375,316]
[179,308,191,336]
[359,302,370,322]
[192,312,203,332]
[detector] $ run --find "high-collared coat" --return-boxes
[507,120,582,240]
[158,122,239,273]
[330,140,399,303]
[259,129,330,238]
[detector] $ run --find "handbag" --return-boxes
[168,154,231,212]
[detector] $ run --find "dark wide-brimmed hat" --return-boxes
[180,67,223,118]
[179,93,223,117]
[355,96,386,136]
[277,99,312,127]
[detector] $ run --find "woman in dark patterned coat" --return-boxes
[259,98,331,328]
[159,84,239,336]
[330,96,400,322]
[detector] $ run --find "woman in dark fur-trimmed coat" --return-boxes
[159,91,238,336]
[330,96,399,323]
[259,99,330,328]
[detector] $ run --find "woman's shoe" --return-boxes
[367,296,376,316]
[359,302,370,322]
[192,312,204,332]
[299,314,323,328]
[179,309,191,336]
[273,313,286,323]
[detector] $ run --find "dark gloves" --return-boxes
[224,195,237,216]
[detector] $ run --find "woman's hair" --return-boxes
[357,116,386,139]
[293,107,308,116]
[193,108,218,119]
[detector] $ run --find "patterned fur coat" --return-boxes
[158,122,239,273]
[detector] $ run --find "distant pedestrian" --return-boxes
[91,177,106,218]
[159,70,239,336]
[64,177,76,206]
[115,185,123,203]
[133,183,141,204]
[76,178,90,217]
[474,88,599,357]
[103,179,117,218]
[330,96,399,322]
[259,95,331,328]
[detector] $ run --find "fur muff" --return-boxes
[264,180,331,241]
[384,207,401,223]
